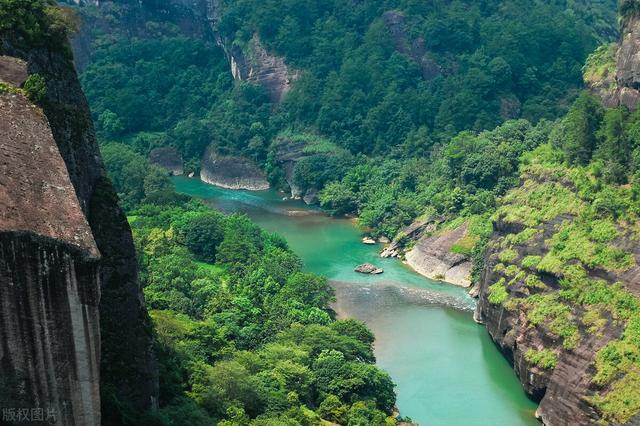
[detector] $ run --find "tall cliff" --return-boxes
[0,5,157,424]
[474,163,640,425]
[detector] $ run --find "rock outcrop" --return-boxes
[1,32,157,424]
[221,34,298,104]
[382,219,472,287]
[149,147,184,175]
[200,146,269,190]
[404,224,472,287]
[272,137,307,199]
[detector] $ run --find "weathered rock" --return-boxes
[302,187,318,204]
[404,224,472,287]
[270,136,319,203]
[149,146,183,175]
[0,92,101,425]
[355,263,384,274]
[380,218,436,258]
[590,15,640,109]
[362,237,376,244]
[200,146,269,190]
[378,236,391,244]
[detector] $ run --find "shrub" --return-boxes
[488,279,509,305]
[498,248,518,263]
[23,74,46,103]
[521,255,542,269]
[525,349,558,369]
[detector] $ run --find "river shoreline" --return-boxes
[172,176,540,426]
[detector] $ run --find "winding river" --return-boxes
[172,176,539,426]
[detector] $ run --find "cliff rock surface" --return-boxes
[404,223,472,287]
[149,147,184,176]
[0,89,101,426]
[475,166,640,425]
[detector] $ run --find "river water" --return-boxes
[172,176,539,426]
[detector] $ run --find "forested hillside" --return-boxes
[78,0,615,165]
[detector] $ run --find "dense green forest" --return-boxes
[80,0,615,161]
[101,150,397,425]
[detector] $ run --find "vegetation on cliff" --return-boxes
[482,102,640,423]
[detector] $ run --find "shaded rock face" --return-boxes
[617,15,640,90]
[201,146,269,190]
[149,147,184,175]
[272,138,307,199]
[0,37,157,423]
[0,56,28,87]
[402,223,472,287]
[382,11,440,80]
[475,175,640,425]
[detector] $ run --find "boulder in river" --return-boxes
[355,263,384,274]
[362,237,376,244]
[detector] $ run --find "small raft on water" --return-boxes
[355,263,384,274]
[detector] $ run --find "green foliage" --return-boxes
[590,369,640,424]
[100,143,175,210]
[0,0,78,49]
[498,248,518,263]
[551,92,604,166]
[488,278,508,305]
[127,192,394,424]
[521,256,541,270]
[23,74,47,103]
[582,43,616,85]
[524,349,558,369]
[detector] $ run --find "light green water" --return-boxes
[173,176,539,426]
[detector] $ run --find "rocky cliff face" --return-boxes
[1,90,101,425]
[220,34,299,104]
[589,14,640,109]
[0,34,157,424]
[200,146,269,190]
[404,224,472,288]
[149,147,184,176]
[474,168,640,425]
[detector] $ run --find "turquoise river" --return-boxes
[173,176,539,426]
